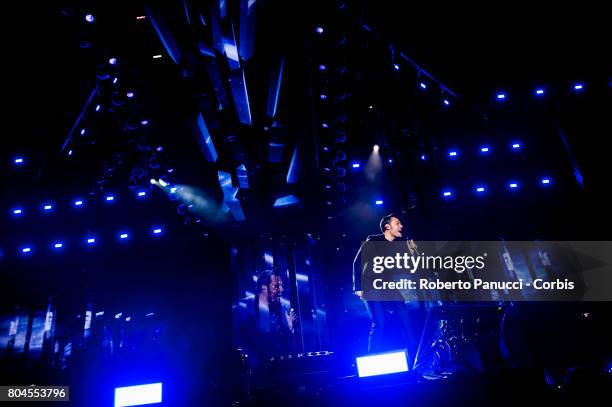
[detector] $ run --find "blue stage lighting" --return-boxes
[319,64,327,71]
[112,77,118,84]
[105,195,115,202]
[21,246,32,254]
[535,88,545,96]
[114,383,162,407]
[508,182,519,189]
[80,128,86,135]
[351,162,360,168]
[475,185,486,193]
[53,242,64,249]
[137,191,147,197]
[541,177,551,185]
[421,154,427,161]
[68,150,73,156]
[43,204,53,211]
[126,92,134,99]
[170,187,177,194]
[152,228,162,235]
[315,26,324,34]
[375,200,384,205]
[448,150,458,158]
[320,94,327,100]
[419,82,427,90]
[496,92,506,100]
[74,199,84,207]
[443,99,450,106]
[393,63,400,71]
[442,191,453,198]
[511,142,521,150]
[12,208,23,216]
[273,195,300,208]
[119,233,129,240]
[108,57,117,65]
[480,146,490,154]
[14,157,24,165]
[356,349,409,378]
[86,237,96,245]
[85,14,95,23]
[95,104,101,112]
[573,83,584,91]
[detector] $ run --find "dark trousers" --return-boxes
[363,300,418,368]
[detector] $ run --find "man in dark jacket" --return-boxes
[353,214,418,366]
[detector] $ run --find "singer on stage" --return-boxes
[353,214,419,365]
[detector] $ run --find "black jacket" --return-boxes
[352,234,389,292]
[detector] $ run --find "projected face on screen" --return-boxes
[268,274,284,302]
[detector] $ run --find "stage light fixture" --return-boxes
[105,195,115,202]
[74,199,84,207]
[86,237,96,244]
[53,242,64,249]
[43,204,53,211]
[419,82,427,90]
[137,191,147,197]
[351,162,360,168]
[448,150,458,158]
[315,26,324,34]
[375,200,384,205]
[541,177,551,185]
[373,144,380,153]
[356,350,409,378]
[420,154,427,161]
[508,182,519,189]
[114,383,162,407]
[95,104,101,112]
[535,88,545,96]
[152,227,163,235]
[85,14,95,23]
[475,185,486,193]
[496,92,506,100]
[573,83,584,91]
[140,120,149,126]
[320,94,327,100]
[108,57,117,65]
[318,64,326,71]
[442,191,453,198]
[443,99,450,106]
[21,246,32,254]
[126,92,134,98]
[119,233,129,240]
[480,146,490,154]
[393,63,400,71]
[12,208,23,216]
[511,142,521,150]
[14,157,24,165]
